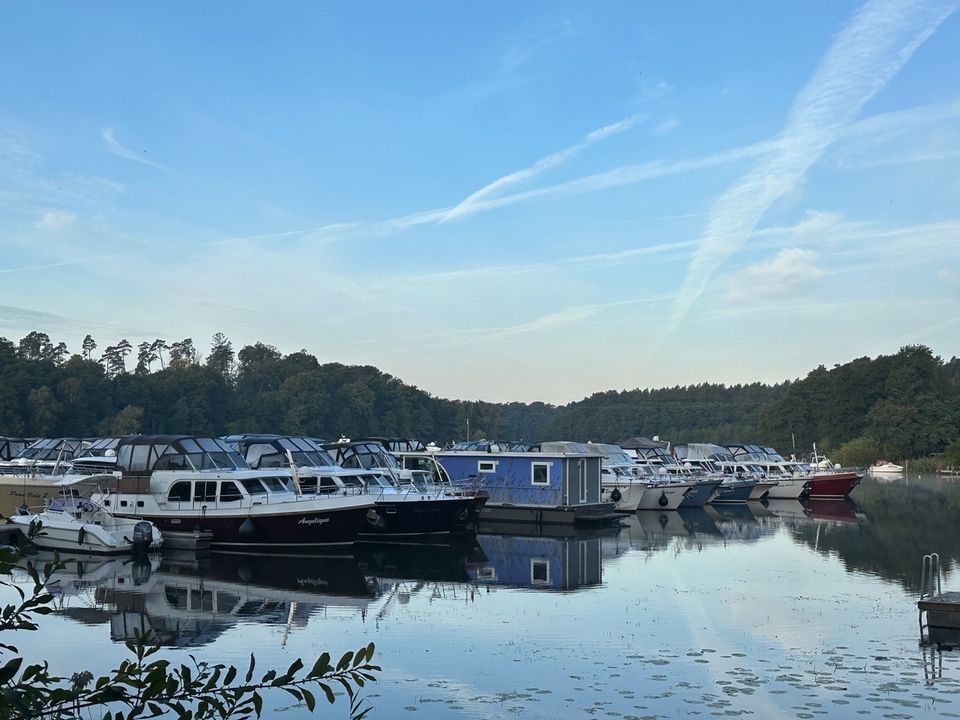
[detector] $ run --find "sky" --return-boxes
[1,0,959,404]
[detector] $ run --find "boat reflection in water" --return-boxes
[87,553,376,647]
[469,533,603,591]
[355,536,488,582]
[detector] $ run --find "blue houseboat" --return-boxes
[434,442,617,526]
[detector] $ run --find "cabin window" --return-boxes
[165,587,188,609]
[531,462,550,486]
[478,461,496,474]
[168,481,191,502]
[261,476,289,492]
[319,477,338,491]
[195,481,217,502]
[531,559,550,585]
[136,500,144,507]
[240,478,267,495]
[219,481,243,502]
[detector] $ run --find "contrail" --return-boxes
[663,0,957,341]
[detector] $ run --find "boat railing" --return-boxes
[920,553,942,601]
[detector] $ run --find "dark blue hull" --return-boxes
[710,480,756,503]
[679,481,722,508]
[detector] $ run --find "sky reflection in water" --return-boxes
[8,474,960,719]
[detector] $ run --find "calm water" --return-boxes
[9,474,960,719]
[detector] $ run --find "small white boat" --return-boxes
[869,461,904,474]
[11,486,162,555]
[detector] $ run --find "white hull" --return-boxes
[11,513,162,555]
[764,478,808,499]
[869,463,904,474]
[601,481,646,512]
[749,481,776,501]
[637,484,687,511]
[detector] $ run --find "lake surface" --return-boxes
[8,473,960,719]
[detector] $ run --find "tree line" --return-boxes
[0,331,957,462]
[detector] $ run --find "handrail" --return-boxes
[921,553,941,600]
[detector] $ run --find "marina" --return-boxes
[3,472,960,718]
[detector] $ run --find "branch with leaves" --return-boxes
[0,536,379,720]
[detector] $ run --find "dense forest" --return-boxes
[0,331,957,462]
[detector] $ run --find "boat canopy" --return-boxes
[323,440,400,471]
[0,437,31,461]
[675,443,736,463]
[449,439,535,452]
[535,441,603,456]
[81,437,120,457]
[13,438,85,462]
[620,436,669,450]
[634,446,678,466]
[114,436,249,476]
[585,442,635,465]
[355,437,427,453]
[222,434,339,469]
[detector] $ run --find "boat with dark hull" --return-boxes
[804,471,862,499]
[90,436,377,551]
[322,438,488,538]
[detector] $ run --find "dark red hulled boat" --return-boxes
[805,470,862,499]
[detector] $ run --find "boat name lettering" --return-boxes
[298,516,331,526]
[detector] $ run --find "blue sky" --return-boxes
[1,0,958,403]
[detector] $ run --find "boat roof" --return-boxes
[114,436,250,475]
[619,436,669,450]
[354,437,427,453]
[535,441,603,456]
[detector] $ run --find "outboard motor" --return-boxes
[132,521,154,552]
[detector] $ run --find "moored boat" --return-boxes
[0,438,88,518]
[321,438,488,536]
[90,436,377,551]
[434,441,618,525]
[869,460,905,474]
[11,479,162,555]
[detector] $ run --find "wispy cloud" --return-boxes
[459,20,576,100]
[441,114,644,222]
[35,210,76,231]
[726,248,825,303]
[101,126,175,173]
[664,0,957,338]
[0,260,77,275]
[830,98,960,169]
[651,115,681,135]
